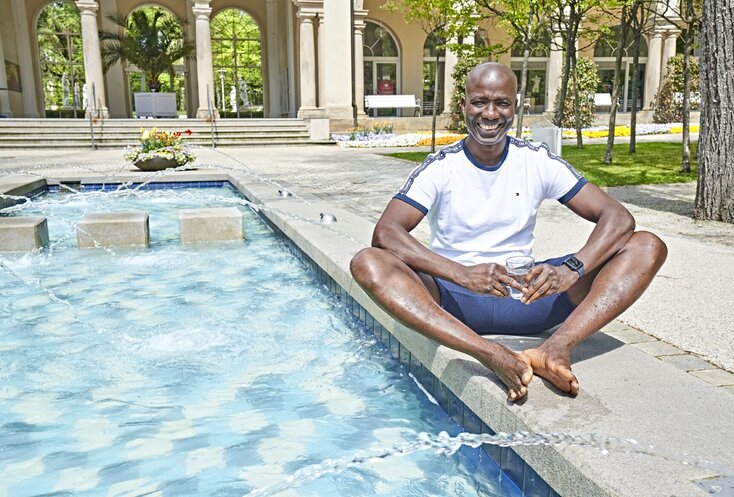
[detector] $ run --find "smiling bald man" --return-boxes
[350,62,667,401]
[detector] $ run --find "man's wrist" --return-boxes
[562,256,585,277]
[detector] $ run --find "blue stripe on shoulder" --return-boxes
[558,178,588,204]
[394,194,429,215]
[509,136,585,180]
[397,140,464,196]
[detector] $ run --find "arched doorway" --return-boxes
[100,5,193,118]
[422,32,445,116]
[37,1,85,118]
[211,9,263,118]
[594,26,648,111]
[510,35,550,114]
[363,21,400,117]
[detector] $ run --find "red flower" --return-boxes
[185,129,192,135]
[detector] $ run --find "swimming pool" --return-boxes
[0,184,529,497]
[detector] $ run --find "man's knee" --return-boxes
[625,231,668,268]
[350,247,384,287]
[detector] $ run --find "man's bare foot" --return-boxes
[520,345,579,396]
[481,347,534,402]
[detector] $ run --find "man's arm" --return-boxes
[373,199,521,297]
[522,183,635,303]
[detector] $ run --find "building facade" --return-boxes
[0,0,683,120]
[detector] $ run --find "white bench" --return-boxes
[365,95,421,116]
[594,93,613,111]
[672,92,701,107]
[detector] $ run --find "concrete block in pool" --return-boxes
[179,207,244,243]
[77,211,149,248]
[0,216,49,252]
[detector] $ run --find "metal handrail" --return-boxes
[88,83,97,150]
[207,84,216,148]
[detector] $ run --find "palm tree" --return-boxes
[100,8,195,92]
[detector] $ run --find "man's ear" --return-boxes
[460,96,466,112]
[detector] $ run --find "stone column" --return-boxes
[100,0,127,117]
[545,34,564,113]
[442,39,458,115]
[0,31,12,117]
[297,12,317,114]
[192,1,218,119]
[317,12,326,109]
[661,29,680,75]
[643,30,664,110]
[11,0,41,117]
[266,0,282,117]
[322,0,352,118]
[75,0,109,118]
[353,3,367,115]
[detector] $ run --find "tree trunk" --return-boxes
[516,12,534,139]
[572,55,583,148]
[629,2,642,154]
[604,6,629,164]
[694,0,734,222]
[680,0,695,173]
[554,5,577,126]
[431,49,441,153]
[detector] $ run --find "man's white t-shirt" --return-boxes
[394,137,587,266]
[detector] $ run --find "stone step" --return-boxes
[0,117,319,148]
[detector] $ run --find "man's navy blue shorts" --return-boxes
[434,255,577,336]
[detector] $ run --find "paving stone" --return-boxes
[631,340,684,357]
[0,216,49,252]
[179,207,243,243]
[660,353,715,372]
[77,211,149,248]
[689,369,734,387]
[600,320,634,332]
[604,327,657,344]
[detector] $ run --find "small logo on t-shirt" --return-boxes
[515,192,519,196]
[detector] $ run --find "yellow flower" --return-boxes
[141,130,150,140]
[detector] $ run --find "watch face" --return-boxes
[564,257,583,271]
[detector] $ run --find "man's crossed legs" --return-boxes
[350,231,667,400]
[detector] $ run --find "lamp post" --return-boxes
[217,69,226,113]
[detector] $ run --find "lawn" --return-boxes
[385,142,698,187]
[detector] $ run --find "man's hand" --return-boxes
[457,263,522,297]
[520,264,579,304]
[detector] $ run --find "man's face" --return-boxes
[461,68,516,147]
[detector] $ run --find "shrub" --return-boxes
[552,57,600,129]
[653,55,700,124]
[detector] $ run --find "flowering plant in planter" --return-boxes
[124,128,196,169]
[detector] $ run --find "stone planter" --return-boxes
[133,157,181,171]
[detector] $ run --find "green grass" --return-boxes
[386,142,698,187]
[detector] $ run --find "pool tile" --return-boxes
[501,448,526,492]
[399,344,411,368]
[185,447,225,476]
[53,467,99,492]
[447,390,463,426]
[462,408,481,435]
[499,471,525,497]
[523,464,550,497]
[125,438,173,460]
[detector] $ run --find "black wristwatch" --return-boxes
[563,256,585,277]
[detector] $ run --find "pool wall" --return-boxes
[2,170,731,497]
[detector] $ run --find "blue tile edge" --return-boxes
[261,214,556,497]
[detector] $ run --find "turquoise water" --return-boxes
[0,186,513,497]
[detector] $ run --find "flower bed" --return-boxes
[562,123,700,139]
[124,128,196,166]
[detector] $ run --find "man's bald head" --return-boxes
[466,63,518,98]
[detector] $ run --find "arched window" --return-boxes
[100,5,192,117]
[363,21,400,116]
[37,1,85,118]
[594,25,649,111]
[211,9,263,118]
[422,32,445,116]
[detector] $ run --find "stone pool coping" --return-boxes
[2,171,733,497]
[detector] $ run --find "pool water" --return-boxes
[0,186,515,497]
